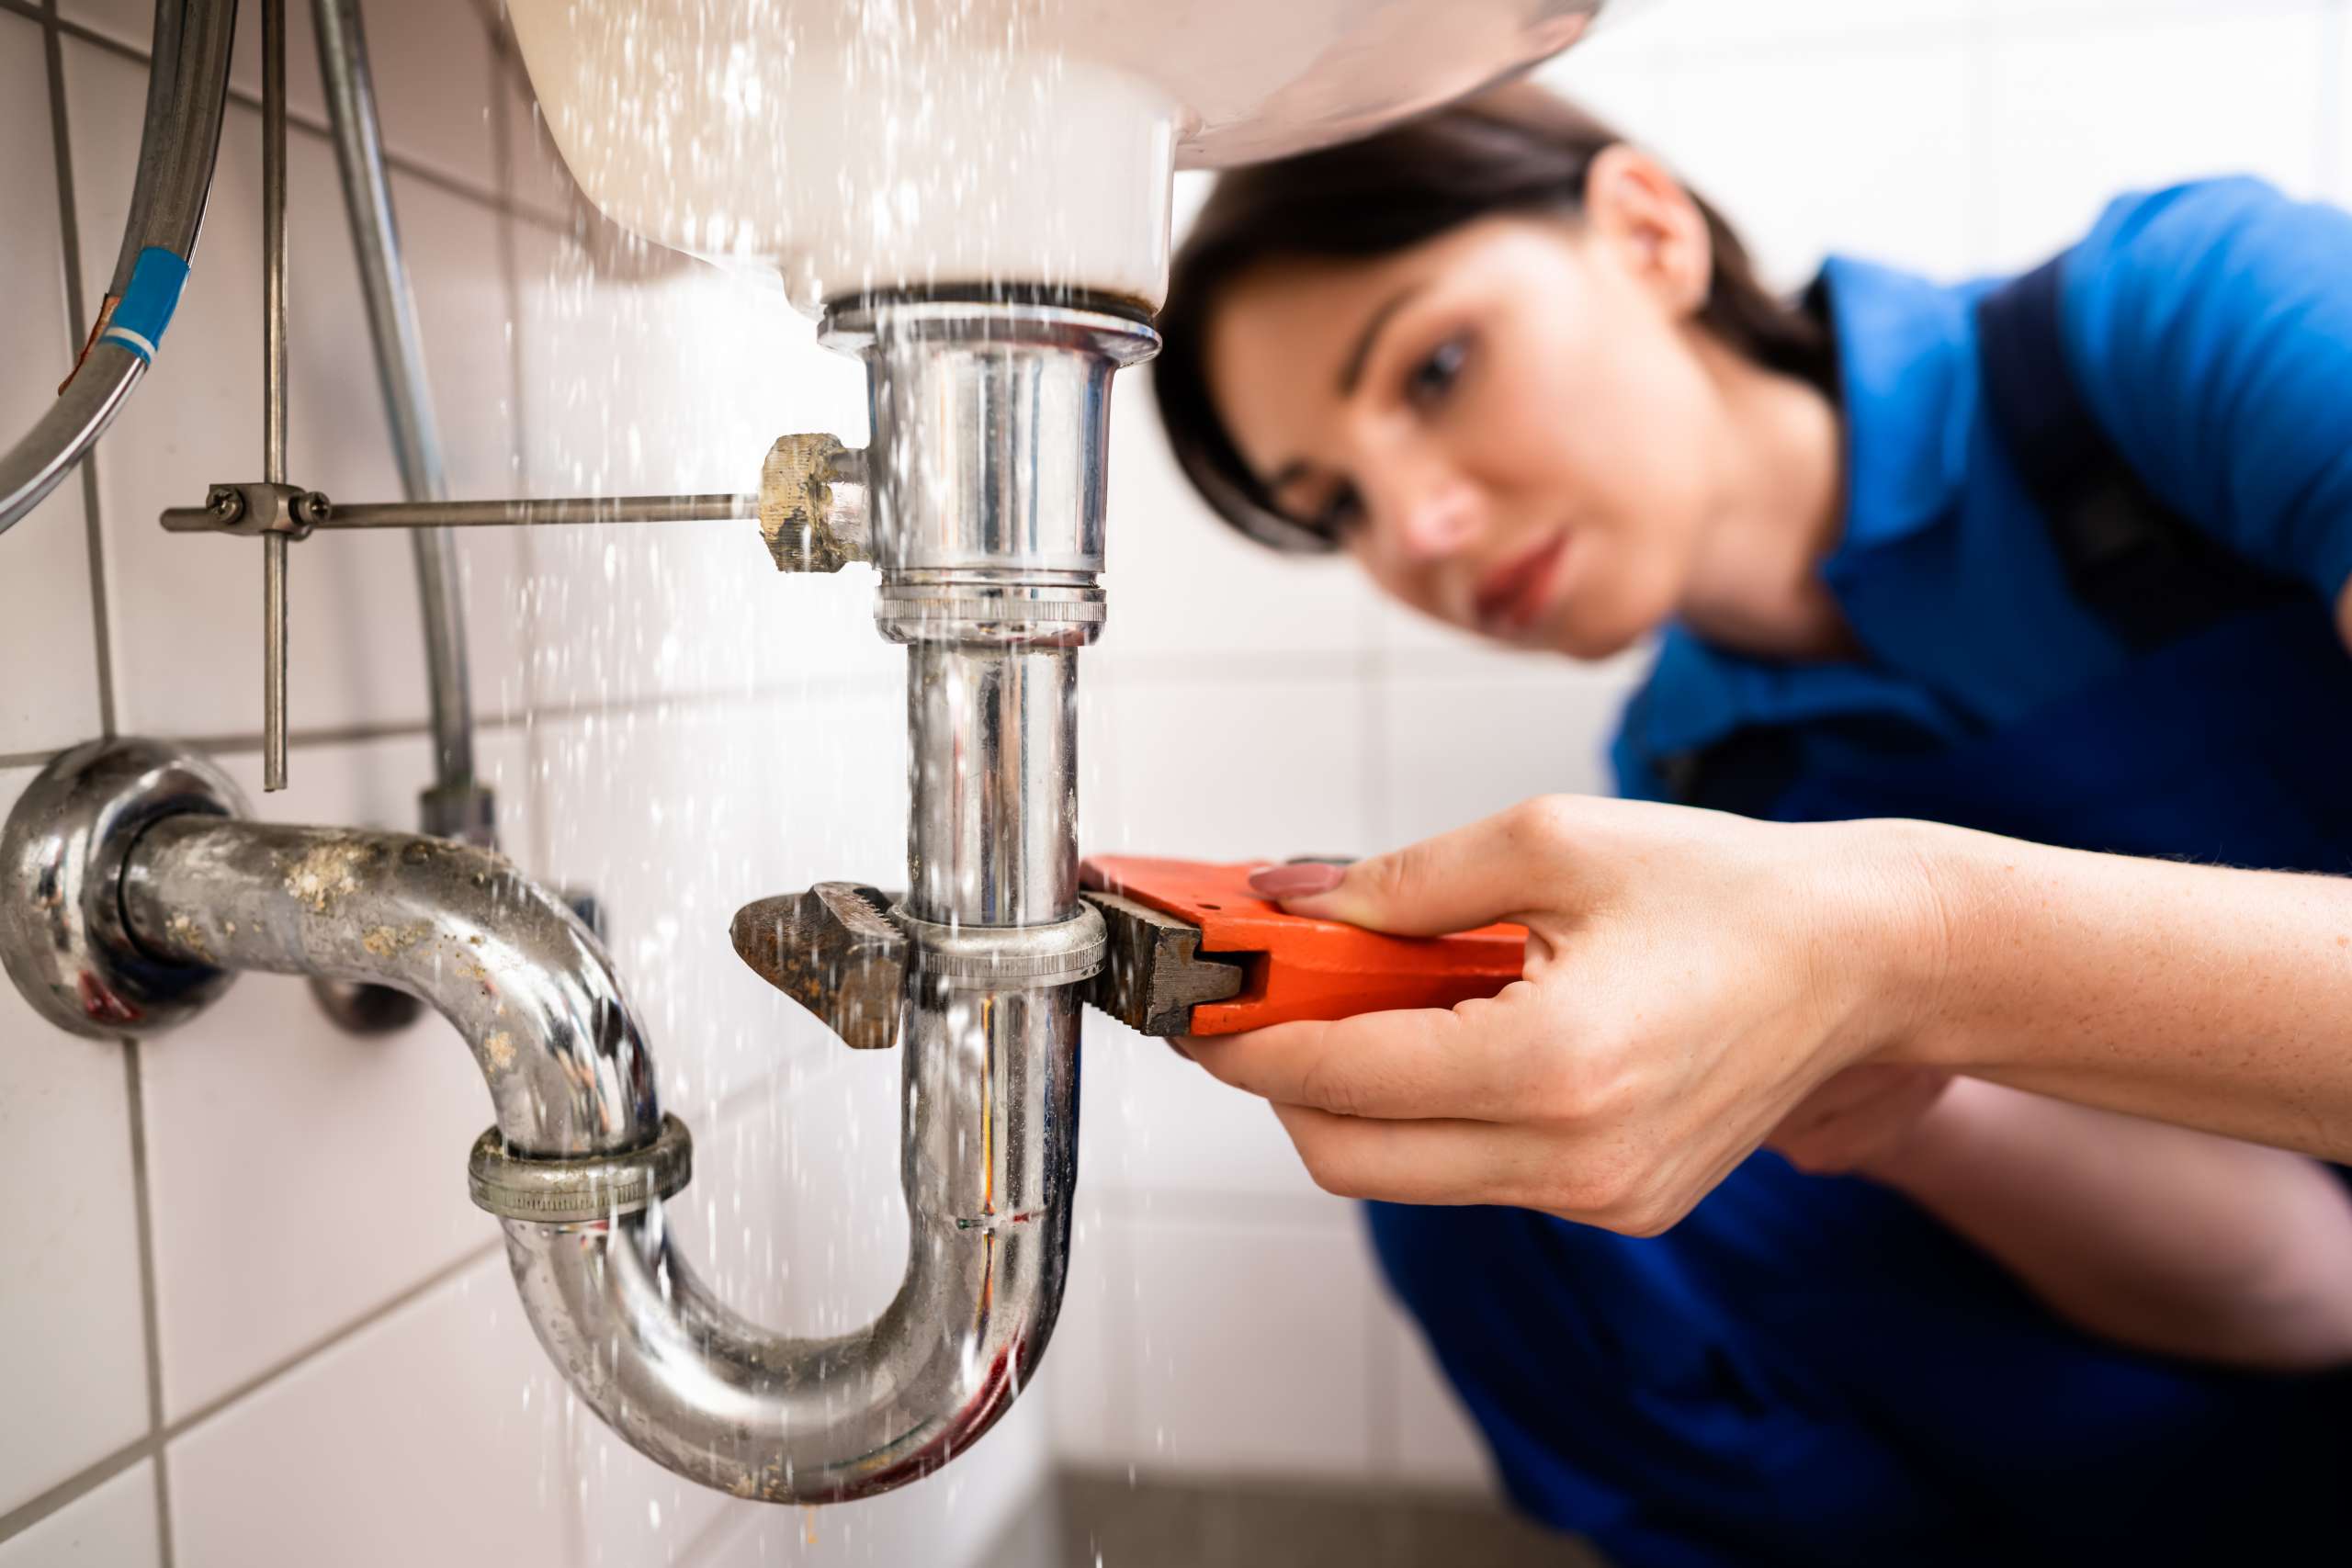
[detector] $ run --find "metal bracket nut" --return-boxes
[467,1112,694,1224]
[758,434,868,573]
[160,480,326,539]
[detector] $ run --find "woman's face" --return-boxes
[1203,160,1734,659]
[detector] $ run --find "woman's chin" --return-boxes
[1519,592,1653,661]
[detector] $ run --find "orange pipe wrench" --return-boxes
[1079,855,1526,1037]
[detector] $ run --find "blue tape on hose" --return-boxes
[99,246,190,365]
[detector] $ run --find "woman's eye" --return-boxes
[1406,334,1471,411]
[1311,485,1363,541]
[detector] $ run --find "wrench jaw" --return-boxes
[729,883,909,1051]
[1078,889,1248,1037]
[729,882,1116,1049]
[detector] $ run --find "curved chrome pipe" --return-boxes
[510,983,1076,1500]
[0,0,236,533]
[123,819,657,1153]
[119,814,1076,1501]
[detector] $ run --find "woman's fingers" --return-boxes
[1269,1103,1683,1230]
[1259,795,1581,935]
[1185,982,1553,1122]
[1271,1103,1532,1205]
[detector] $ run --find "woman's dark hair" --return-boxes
[1153,81,1830,553]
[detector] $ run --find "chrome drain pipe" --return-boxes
[106,803,1049,1500]
[1,738,1069,1503]
[2,296,1156,1504]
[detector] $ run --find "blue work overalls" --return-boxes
[1369,178,2352,1566]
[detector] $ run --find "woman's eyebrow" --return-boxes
[1259,282,1422,500]
[1337,284,1425,394]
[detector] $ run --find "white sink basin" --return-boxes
[506,0,1633,310]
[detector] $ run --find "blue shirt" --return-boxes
[1613,176,2352,799]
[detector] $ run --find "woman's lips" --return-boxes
[1474,530,1571,634]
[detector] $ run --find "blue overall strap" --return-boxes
[1973,253,2302,653]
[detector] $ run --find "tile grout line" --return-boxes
[37,0,119,739]
[121,1043,175,1568]
[61,666,910,767]
[0,1438,150,1550]
[166,716,448,758]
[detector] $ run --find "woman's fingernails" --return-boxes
[1249,863,1345,899]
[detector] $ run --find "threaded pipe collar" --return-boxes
[469,1112,694,1225]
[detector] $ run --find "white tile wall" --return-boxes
[1080,1012,1344,1206]
[345,0,503,195]
[1099,379,1387,671]
[1979,5,2334,270]
[1377,671,1626,844]
[7,2,2352,1562]
[60,0,501,196]
[1039,1190,1125,1463]
[1663,41,1976,286]
[1081,672,1372,863]
[1112,1219,1385,1480]
[164,1253,576,1568]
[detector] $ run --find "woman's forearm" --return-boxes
[1865,1077,2352,1370]
[1881,822,2352,1159]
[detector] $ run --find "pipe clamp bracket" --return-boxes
[469,1112,694,1224]
[898,904,1106,989]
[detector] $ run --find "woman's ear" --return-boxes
[1581,144,1715,319]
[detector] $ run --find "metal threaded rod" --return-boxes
[261,0,290,792]
[312,494,755,528]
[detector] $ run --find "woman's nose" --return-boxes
[1392,481,1481,562]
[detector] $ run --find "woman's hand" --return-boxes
[1184,795,1949,1234]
